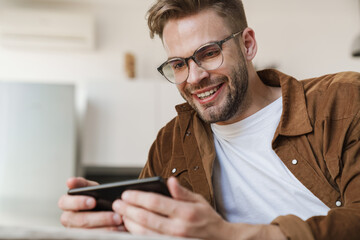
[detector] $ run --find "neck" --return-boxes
[216,66,282,125]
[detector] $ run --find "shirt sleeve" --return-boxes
[139,137,161,179]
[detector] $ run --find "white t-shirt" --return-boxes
[211,97,330,224]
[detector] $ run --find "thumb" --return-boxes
[66,177,99,189]
[167,177,206,203]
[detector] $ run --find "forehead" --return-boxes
[162,9,231,59]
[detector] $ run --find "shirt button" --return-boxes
[336,201,342,207]
[186,131,191,136]
[171,168,177,174]
[292,159,298,165]
[193,166,199,171]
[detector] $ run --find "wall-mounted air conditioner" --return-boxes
[0,7,95,50]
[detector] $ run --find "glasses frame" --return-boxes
[157,31,243,84]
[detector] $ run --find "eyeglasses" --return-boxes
[157,31,242,84]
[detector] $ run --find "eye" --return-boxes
[196,44,221,61]
[169,59,186,71]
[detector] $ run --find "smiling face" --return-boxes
[162,9,251,125]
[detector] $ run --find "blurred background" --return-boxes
[0,0,359,228]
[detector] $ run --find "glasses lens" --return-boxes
[162,58,188,84]
[159,43,224,84]
[195,43,223,70]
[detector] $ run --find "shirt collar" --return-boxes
[175,69,313,137]
[258,69,313,136]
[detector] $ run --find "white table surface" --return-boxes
[0,225,200,240]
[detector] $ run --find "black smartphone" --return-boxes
[68,176,171,211]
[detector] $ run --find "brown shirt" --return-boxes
[139,69,360,240]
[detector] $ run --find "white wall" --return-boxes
[243,0,360,79]
[0,0,166,83]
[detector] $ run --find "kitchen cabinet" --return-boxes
[80,80,184,168]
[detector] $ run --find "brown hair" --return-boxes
[147,0,248,39]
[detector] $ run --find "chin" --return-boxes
[197,109,224,124]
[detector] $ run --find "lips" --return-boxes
[197,85,221,99]
[193,83,224,103]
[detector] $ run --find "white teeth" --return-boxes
[197,86,220,99]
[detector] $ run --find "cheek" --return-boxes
[176,84,185,93]
[211,65,233,80]
[218,54,246,79]
[222,47,246,68]
[176,83,189,99]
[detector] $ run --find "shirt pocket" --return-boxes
[161,156,193,191]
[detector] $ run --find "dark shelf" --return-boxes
[83,166,142,184]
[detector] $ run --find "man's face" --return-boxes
[162,9,250,125]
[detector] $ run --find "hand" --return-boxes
[112,177,286,239]
[58,177,123,231]
[113,176,227,238]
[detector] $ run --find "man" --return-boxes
[58,0,360,239]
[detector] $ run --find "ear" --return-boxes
[241,28,257,61]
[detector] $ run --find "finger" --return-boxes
[120,189,180,217]
[60,211,122,229]
[167,177,206,203]
[119,182,205,219]
[58,194,96,211]
[66,177,99,189]
[113,200,168,232]
[122,215,162,235]
[114,200,191,237]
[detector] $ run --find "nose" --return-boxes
[186,59,210,85]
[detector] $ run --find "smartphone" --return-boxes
[68,176,171,211]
